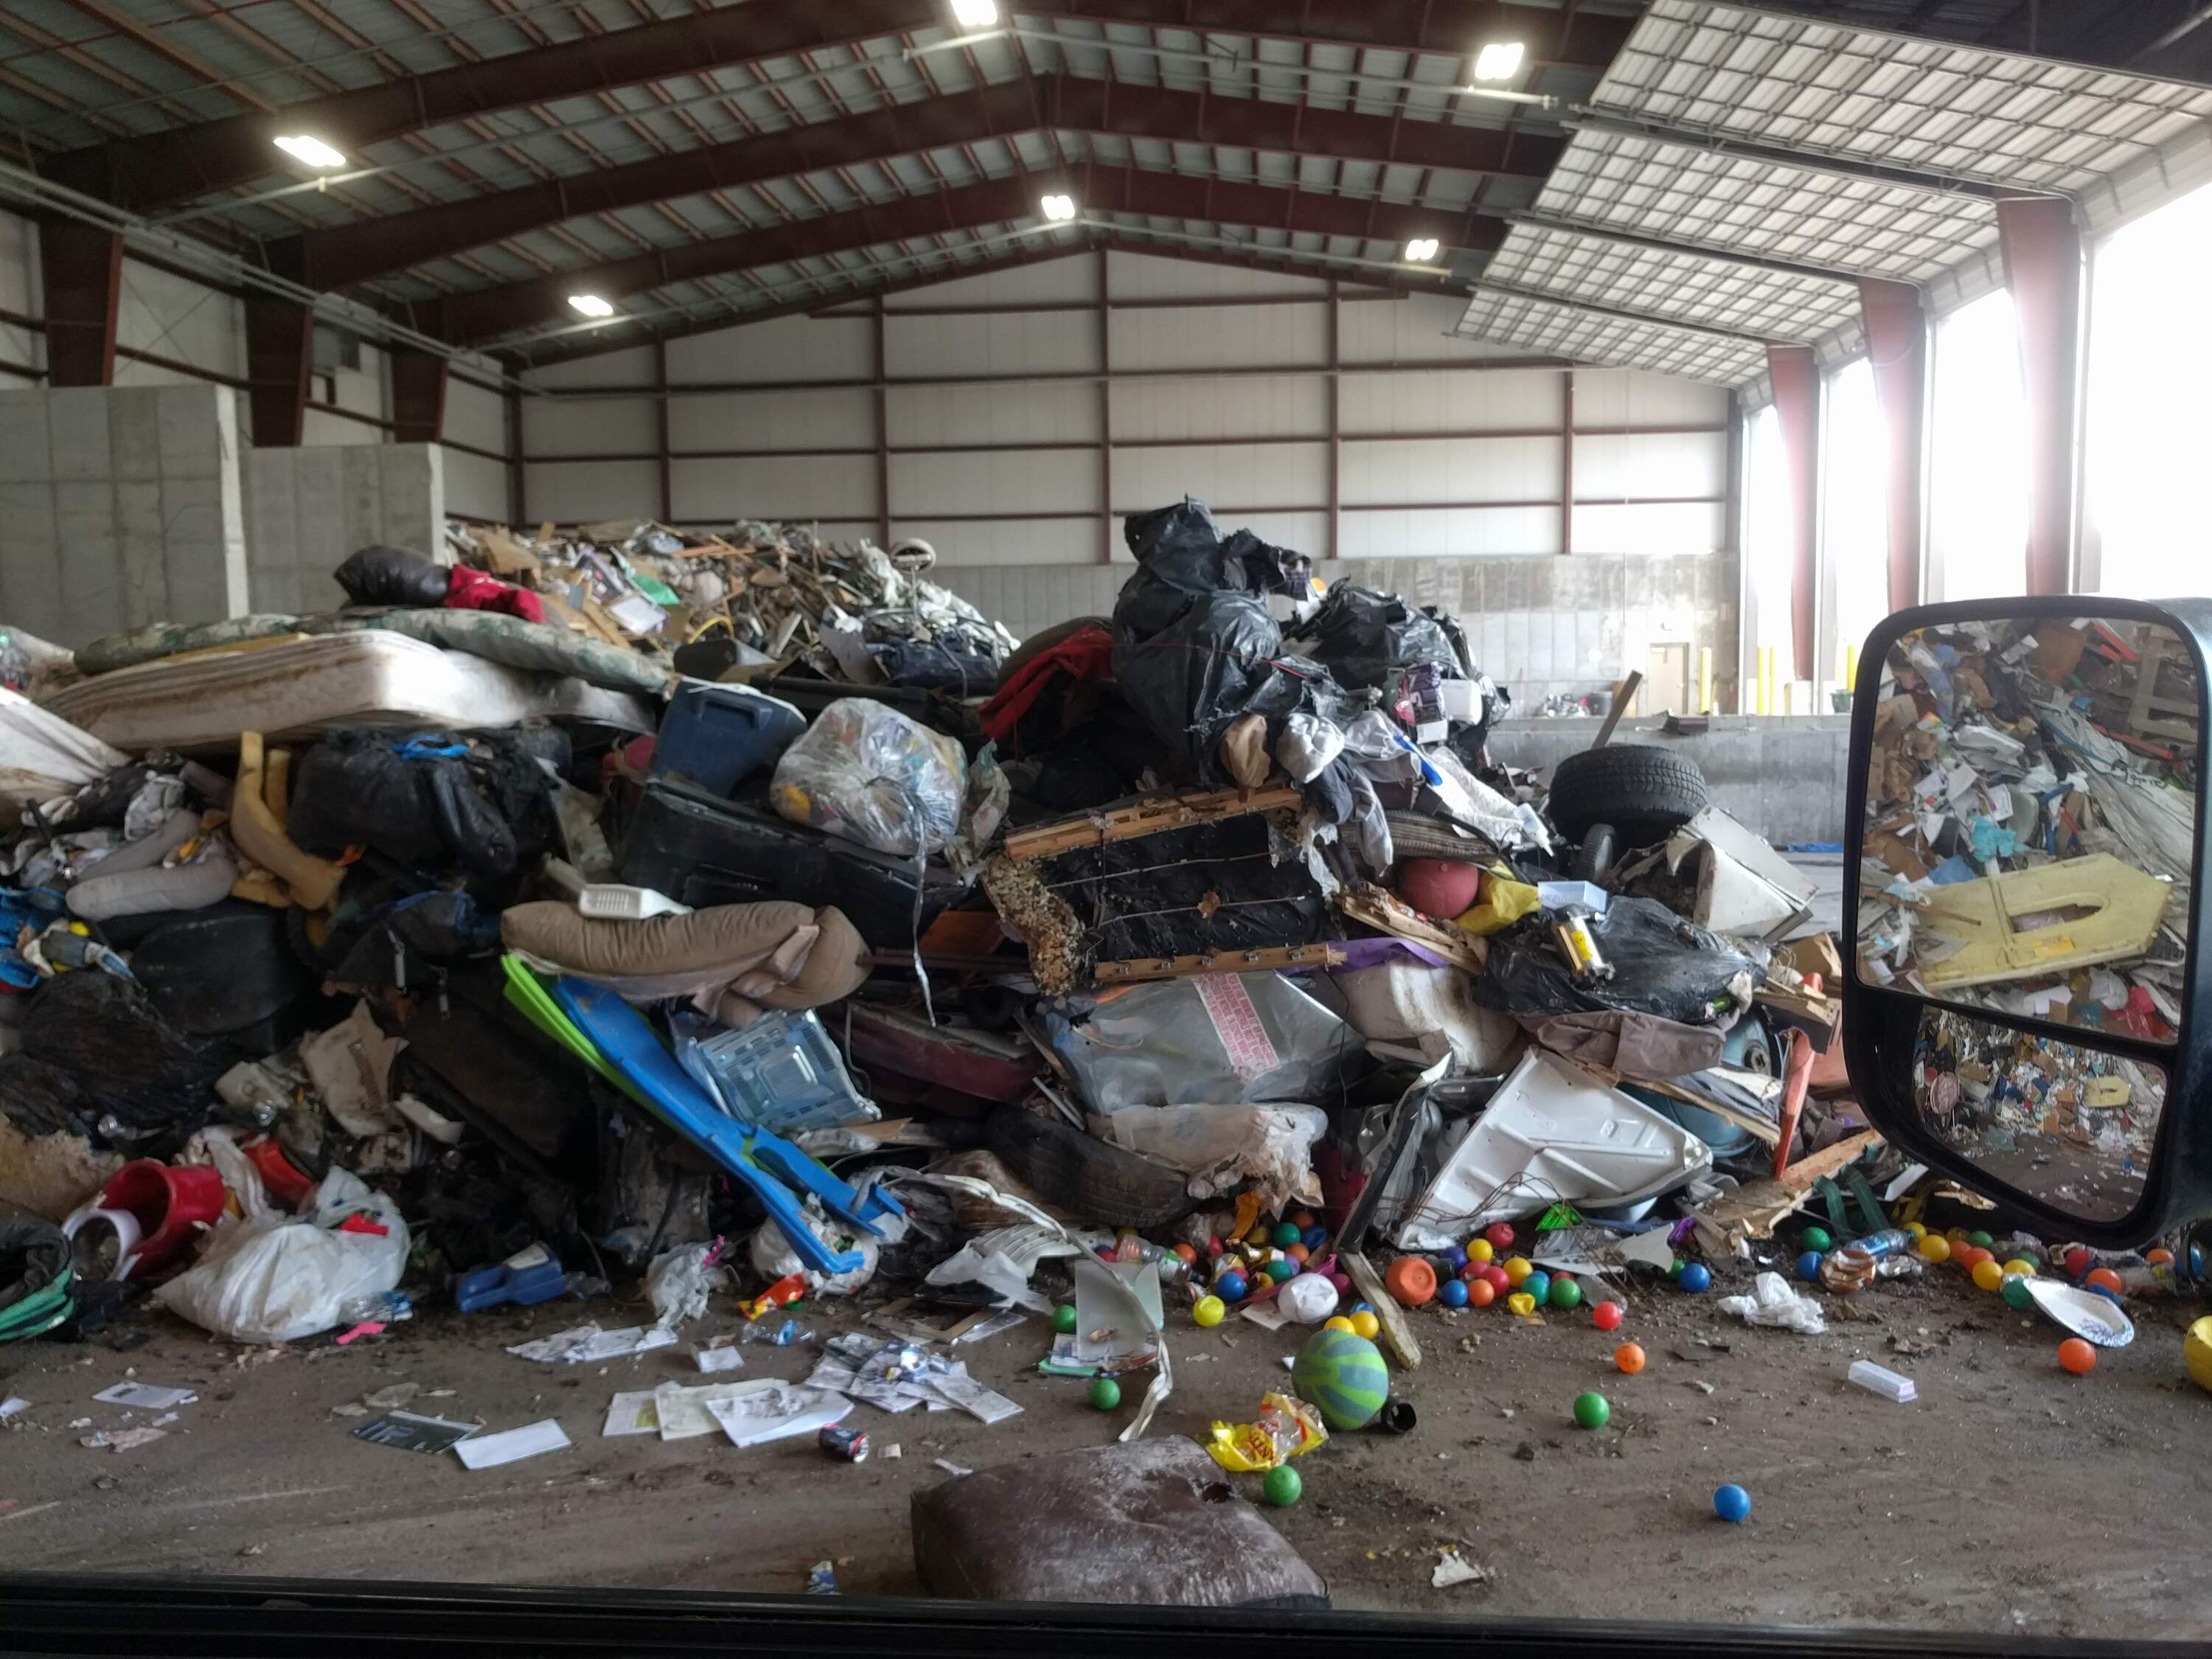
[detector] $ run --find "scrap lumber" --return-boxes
[1335,886,1487,973]
[1092,944,1345,984]
[1002,785,1304,862]
[1340,1250,1422,1372]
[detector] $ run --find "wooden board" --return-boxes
[1003,785,1304,861]
[1335,886,1488,973]
[1091,943,1346,984]
[1340,1250,1422,1372]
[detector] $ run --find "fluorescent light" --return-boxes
[950,0,998,25]
[1405,237,1441,263]
[272,134,347,169]
[1040,193,1077,222]
[567,293,616,319]
[1472,41,1526,81]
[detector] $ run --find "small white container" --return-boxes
[1848,1359,1917,1402]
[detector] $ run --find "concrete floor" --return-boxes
[4,1262,2208,1641]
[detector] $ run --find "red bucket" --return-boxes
[99,1160,228,1277]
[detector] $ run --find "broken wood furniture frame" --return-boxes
[1914,852,2170,990]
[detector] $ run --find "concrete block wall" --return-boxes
[244,443,447,614]
[0,383,248,648]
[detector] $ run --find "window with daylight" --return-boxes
[1745,400,1794,665]
[1822,356,1889,674]
[1927,288,2029,602]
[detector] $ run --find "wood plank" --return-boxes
[1340,1250,1422,1372]
[1335,886,1488,973]
[1003,785,1304,860]
[1092,944,1346,984]
[1779,1127,1885,1190]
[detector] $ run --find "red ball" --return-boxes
[1397,857,1484,919]
[1485,1223,1516,1250]
[1329,1272,1352,1295]
[1480,1265,1511,1293]
[2065,1246,2092,1279]
[1208,1236,1225,1257]
[1592,1301,1624,1332]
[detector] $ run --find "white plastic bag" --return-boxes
[1716,1270,1827,1335]
[768,698,964,856]
[748,1202,883,1296]
[155,1169,408,1343]
[646,1242,730,1329]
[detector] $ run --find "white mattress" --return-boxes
[43,630,656,754]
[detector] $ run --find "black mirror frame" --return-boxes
[1843,594,2212,1251]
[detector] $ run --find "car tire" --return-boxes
[1547,744,1708,846]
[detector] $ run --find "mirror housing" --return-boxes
[1844,597,2211,1250]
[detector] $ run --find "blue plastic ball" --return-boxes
[1522,1270,1551,1305]
[1679,1263,1712,1294]
[1352,1301,1372,1315]
[1439,1278,1470,1309]
[1796,1251,1825,1282]
[1217,1270,1249,1302]
[1714,1484,1752,1523]
[1302,1225,1328,1251]
[1443,1247,1470,1273]
[2086,1282,2124,1307]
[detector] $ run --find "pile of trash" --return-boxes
[8,494,2193,1605]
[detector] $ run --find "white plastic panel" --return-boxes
[672,386,877,452]
[1340,368,1566,436]
[444,377,508,456]
[1112,441,1327,511]
[1106,249,1328,301]
[670,316,874,383]
[1338,293,1524,364]
[1217,512,1329,559]
[887,380,1100,448]
[524,394,656,456]
[898,519,1102,568]
[118,259,243,382]
[1109,372,1328,442]
[525,346,657,390]
[1487,221,1858,341]
[524,459,655,524]
[1572,500,1727,556]
[887,309,1101,380]
[669,453,877,523]
[1573,431,1728,498]
[1339,505,1562,558]
[1340,435,1562,506]
[890,448,1101,518]
[1455,288,1767,384]
[1107,303,1328,372]
[1574,367,1729,428]
[887,254,1101,309]
[0,208,34,372]
[442,445,509,521]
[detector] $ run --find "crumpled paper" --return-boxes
[1717,1270,1826,1335]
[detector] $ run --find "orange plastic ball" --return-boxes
[1174,1242,1198,1265]
[2085,1267,2124,1296]
[2147,1248,2176,1266]
[1291,1211,1316,1229]
[1466,1277,1496,1308]
[1954,1247,1989,1273]
[1287,1243,1310,1265]
[2059,1338,2098,1375]
[1614,1342,1646,1374]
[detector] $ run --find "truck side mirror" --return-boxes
[1844,599,2208,1248]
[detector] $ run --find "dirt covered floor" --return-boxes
[4,1267,2209,1642]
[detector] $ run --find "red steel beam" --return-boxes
[437,164,1496,347]
[1997,196,2084,597]
[43,0,947,213]
[1767,342,1820,684]
[243,296,313,447]
[389,347,450,445]
[1858,276,1927,613]
[271,74,1559,292]
[38,221,124,386]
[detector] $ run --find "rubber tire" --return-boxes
[1546,744,1709,846]
[1571,824,1618,884]
[983,1107,1196,1228]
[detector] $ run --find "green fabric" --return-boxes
[76,616,303,678]
[317,609,672,697]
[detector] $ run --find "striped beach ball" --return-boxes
[1291,1328,1389,1430]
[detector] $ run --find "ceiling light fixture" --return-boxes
[1405,237,1441,263]
[272,134,347,169]
[1039,193,1078,222]
[950,0,999,27]
[1472,41,1526,82]
[567,293,616,319]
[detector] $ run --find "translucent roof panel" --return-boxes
[1535,125,2000,281]
[1455,286,1770,383]
[1592,0,2212,194]
[1485,221,1859,341]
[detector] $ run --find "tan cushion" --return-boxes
[501,900,869,1015]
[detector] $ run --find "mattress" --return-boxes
[42,630,656,754]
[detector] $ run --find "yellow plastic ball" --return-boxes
[1193,1295,1226,1327]
[1917,1234,1952,1264]
[1466,1239,1495,1264]
[1506,1292,1537,1315]
[1503,1256,1533,1287]
[2003,1258,2037,1278]
[1971,1259,2006,1293]
[1324,1315,1355,1334]
[1350,1310,1381,1340]
[1946,1227,1969,1243]
[1903,1221,1927,1239]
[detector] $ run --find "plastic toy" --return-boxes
[1572,1391,1610,1429]
[1385,1256,1438,1307]
[2185,1316,2212,1395]
[1801,1226,1833,1251]
[1466,1279,1495,1308]
[1503,1256,1533,1287]
[1264,1465,1303,1506]
[1796,1251,1825,1282]
[1329,1272,1353,1295]
[1615,1342,1646,1374]
[2058,1338,2098,1375]
[1506,1293,1536,1315]
[1918,1234,1952,1263]
[1291,1210,1315,1228]
[1972,1259,2006,1293]
[1287,1244,1311,1266]
[1090,1377,1122,1410]
[1486,1223,1515,1250]
[1349,1310,1381,1340]
[1592,1301,1624,1332]
[2003,1258,2037,1277]
[1054,1304,1078,1334]
[1324,1315,1355,1334]
[2064,1246,2093,1278]
[1279,1274,1338,1323]
[1521,1269,1551,1304]
[1548,1276,1582,1310]
[1467,1239,1495,1264]
[1439,1279,1470,1309]
[1443,1247,1469,1273]
[2001,1275,2035,1311]
[1291,1328,1390,1430]
[1208,1236,1225,1257]
[1714,1484,1752,1523]
[1967,1230,1994,1249]
[1194,1295,1226,1328]
[1678,1263,1711,1294]
[1480,1265,1511,1294]
[1303,1225,1329,1251]
[1217,1270,1250,1302]
[1274,1222,1304,1248]
[1265,1258,1298,1284]
[1174,1243,1198,1266]
[2085,1267,2124,1296]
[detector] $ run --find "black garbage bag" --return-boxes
[0,970,233,1153]
[1116,500,1312,639]
[867,638,1001,693]
[0,1218,73,1343]
[1287,581,1465,690]
[321,889,504,990]
[1472,894,1766,1029]
[335,543,453,608]
[288,728,567,879]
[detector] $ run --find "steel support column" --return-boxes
[1097,250,1113,564]
[38,220,123,386]
[653,340,672,525]
[389,347,449,445]
[1767,344,1820,686]
[243,297,313,448]
[1325,279,1341,562]
[1857,277,1928,613]
[872,299,890,550]
[1559,369,1576,556]
[1997,196,2084,597]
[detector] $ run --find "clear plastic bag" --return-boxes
[768,698,966,857]
[154,1169,408,1344]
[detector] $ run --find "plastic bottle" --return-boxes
[1818,1229,1914,1293]
[338,1290,412,1324]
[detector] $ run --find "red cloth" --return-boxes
[443,563,546,625]
[978,622,1113,745]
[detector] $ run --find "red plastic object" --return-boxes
[1384,1256,1438,1307]
[240,1135,316,1209]
[98,1161,226,1276]
[1484,1223,1515,1249]
[1772,1027,1816,1179]
[1396,858,1482,919]
[338,1213,390,1237]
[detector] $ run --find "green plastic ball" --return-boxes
[1266,1257,1298,1284]
[1667,1257,1685,1280]
[1263,1465,1303,1507]
[1053,1304,1078,1334]
[2001,1273,2035,1311]
[1273,1222,1304,1247]
[1801,1226,1833,1251]
[1967,1230,1994,1250]
[1548,1276,1584,1310]
[1572,1391,1611,1430]
[1089,1377,1122,1411]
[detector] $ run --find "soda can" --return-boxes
[818,1424,871,1463]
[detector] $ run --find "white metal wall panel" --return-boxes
[669,454,877,522]
[891,448,1100,518]
[524,394,658,456]
[887,380,1100,448]
[0,209,35,373]
[1343,436,1562,506]
[1339,293,1516,364]
[442,446,507,521]
[1217,511,1329,558]
[1340,368,1565,435]
[523,459,656,524]
[900,520,1101,568]
[1109,373,1328,441]
[888,257,1100,308]
[674,316,874,383]
[444,377,507,455]
[672,386,877,451]
[1106,251,1326,301]
[118,259,243,383]
[528,346,657,390]
[1573,431,1728,498]
[888,310,1101,379]
[1339,506,1562,558]
[1109,302,1329,372]
[1573,500,1727,557]
[1575,368,1729,428]
[1113,441,1327,512]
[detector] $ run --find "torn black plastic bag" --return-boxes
[1116,499,1312,639]
[1286,581,1466,690]
[334,543,452,608]
[1111,591,1338,787]
[0,970,234,1152]
[288,728,567,879]
[1472,894,1764,1029]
